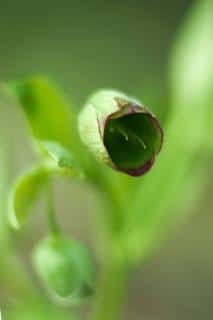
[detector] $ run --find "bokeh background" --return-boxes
[0,0,213,319]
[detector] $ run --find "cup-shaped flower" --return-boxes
[32,235,95,300]
[78,90,163,176]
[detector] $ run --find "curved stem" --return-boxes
[46,178,60,235]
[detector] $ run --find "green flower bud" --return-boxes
[78,90,163,176]
[32,236,95,300]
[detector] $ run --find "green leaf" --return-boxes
[9,165,47,229]
[121,0,213,263]
[40,140,84,178]
[2,76,100,184]
[170,0,213,151]
[8,141,84,231]
[6,75,78,150]
[5,76,85,179]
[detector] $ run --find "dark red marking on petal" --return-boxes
[119,157,155,177]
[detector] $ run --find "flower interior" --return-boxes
[104,113,162,170]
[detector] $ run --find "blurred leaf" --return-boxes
[8,142,84,230]
[171,0,213,151]
[121,0,213,263]
[4,76,89,179]
[9,165,47,229]
[7,76,77,150]
[5,77,85,228]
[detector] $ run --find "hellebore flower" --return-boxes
[78,90,163,177]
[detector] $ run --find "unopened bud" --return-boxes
[32,236,95,300]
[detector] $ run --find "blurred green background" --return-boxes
[0,0,213,319]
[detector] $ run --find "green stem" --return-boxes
[46,178,60,235]
[91,256,128,320]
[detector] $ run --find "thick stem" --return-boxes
[91,255,128,320]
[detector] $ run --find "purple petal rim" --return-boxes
[119,157,155,177]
